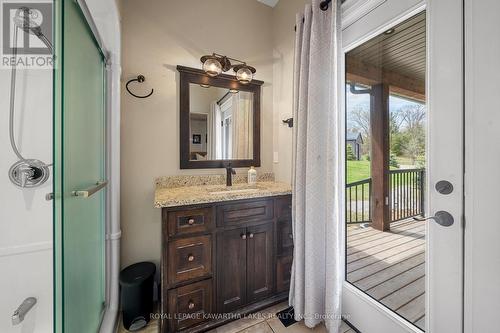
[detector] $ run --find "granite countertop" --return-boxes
[154,173,291,208]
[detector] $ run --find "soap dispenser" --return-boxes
[248,166,257,185]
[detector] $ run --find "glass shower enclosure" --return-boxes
[1,0,110,331]
[53,0,108,331]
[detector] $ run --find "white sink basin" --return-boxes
[208,188,260,195]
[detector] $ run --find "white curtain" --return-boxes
[290,0,342,332]
[231,92,253,159]
[207,101,222,159]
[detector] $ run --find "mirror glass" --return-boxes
[189,83,254,161]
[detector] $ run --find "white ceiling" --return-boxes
[257,0,280,8]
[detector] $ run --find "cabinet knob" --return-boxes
[241,234,247,240]
[188,254,195,262]
[187,218,195,225]
[288,233,293,239]
[248,233,254,239]
[188,300,195,310]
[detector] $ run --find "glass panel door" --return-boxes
[54,0,106,331]
[345,12,427,330]
[342,0,464,332]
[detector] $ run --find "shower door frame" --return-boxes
[53,0,118,331]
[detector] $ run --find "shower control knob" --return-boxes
[9,159,50,188]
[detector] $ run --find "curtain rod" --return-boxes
[217,91,233,105]
[294,0,333,31]
[320,0,332,11]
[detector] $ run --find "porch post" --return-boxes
[370,84,391,231]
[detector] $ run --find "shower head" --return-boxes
[13,7,53,54]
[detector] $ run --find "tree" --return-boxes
[346,145,356,161]
[390,151,400,168]
[400,104,426,131]
[391,103,426,165]
[348,106,371,155]
[348,106,370,138]
[404,129,425,164]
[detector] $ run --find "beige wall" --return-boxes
[272,0,308,182]
[120,0,305,268]
[120,0,273,268]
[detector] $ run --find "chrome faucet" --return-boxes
[226,163,236,187]
[12,297,37,325]
[18,165,35,187]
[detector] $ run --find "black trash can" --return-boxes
[119,262,156,331]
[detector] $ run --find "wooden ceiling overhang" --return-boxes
[346,56,425,102]
[345,11,426,103]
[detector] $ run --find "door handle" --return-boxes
[72,181,108,198]
[414,211,454,227]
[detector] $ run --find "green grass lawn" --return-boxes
[347,160,371,183]
[347,160,405,183]
[346,161,371,202]
[346,160,414,201]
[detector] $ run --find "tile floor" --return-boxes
[117,302,356,333]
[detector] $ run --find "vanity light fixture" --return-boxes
[200,53,256,84]
[202,56,223,77]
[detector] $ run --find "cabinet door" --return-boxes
[246,223,274,303]
[217,227,247,313]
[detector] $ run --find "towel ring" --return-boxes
[126,74,154,98]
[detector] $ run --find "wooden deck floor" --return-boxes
[347,219,426,330]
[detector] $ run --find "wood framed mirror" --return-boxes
[178,66,262,169]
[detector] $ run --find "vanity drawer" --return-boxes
[217,199,274,226]
[166,207,213,237]
[167,235,212,284]
[167,279,213,332]
[276,255,293,293]
[275,196,292,220]
[277,219,293,256]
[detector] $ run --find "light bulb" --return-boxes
[236,67,253,84]
[203,58,222,77]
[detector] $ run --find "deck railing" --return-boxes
[346,168,425,224]
[346,178,372,223]
[389,168,425,222]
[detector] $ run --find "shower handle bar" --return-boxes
[72,180,108,198]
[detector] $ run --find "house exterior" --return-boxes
[346,132,363,160]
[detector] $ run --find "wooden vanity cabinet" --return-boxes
[161,194,292,332]
[217,222,274,313]
[217,226,248,313]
